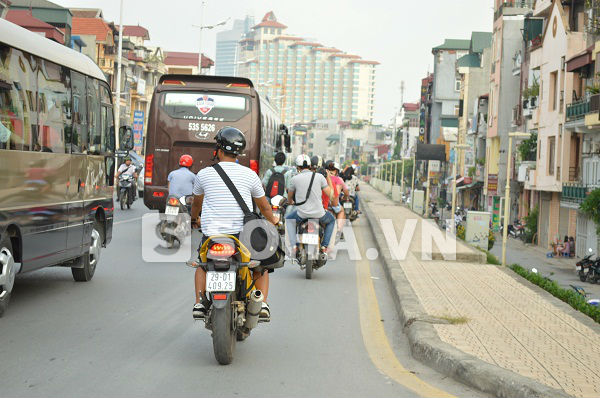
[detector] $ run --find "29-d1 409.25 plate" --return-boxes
[300,234,319,245]
[206,271,236,292]
[165,206,179,216]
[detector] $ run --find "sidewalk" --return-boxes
[361,183,600,398]
[490,236,600,300]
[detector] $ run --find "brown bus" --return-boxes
[143,74,289,211]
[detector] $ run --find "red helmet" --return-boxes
[179,154,193,167]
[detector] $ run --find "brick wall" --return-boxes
[568,209,577,238]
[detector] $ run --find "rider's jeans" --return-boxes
[353,194,359,211]
[286,210,336,248]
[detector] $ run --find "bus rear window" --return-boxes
[161,92,250,122]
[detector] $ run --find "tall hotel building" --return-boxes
[236,12,378,124]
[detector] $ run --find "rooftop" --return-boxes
[457,53,481,68]
[6,9,64,43]
[121,25,149,40]
[69,8,102,18]
[432,39,471,52]
[403,103,419,112]
[253,11,287,29]
[164,51,214,68]
[470,31,492,53]
[72,17,112,42]
[9,0,67,10]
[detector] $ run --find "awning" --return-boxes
[441,118,459,128]
[457,181,482,191]
[567,46,594,72]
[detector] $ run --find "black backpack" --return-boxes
[265,168,286,198]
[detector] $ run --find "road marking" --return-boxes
[114,216,142,225]
[354,223,456,398]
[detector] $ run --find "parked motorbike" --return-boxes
[340,195,358,222]
[118,174,136,210]
[588,258,600,284]
[295,219,327,279]
[197,235,267,365]
[576,248,595,283]
[157,195,192,248]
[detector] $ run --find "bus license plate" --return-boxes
[165,206,179,216]
[206,271,236,292]
[300,234,319,245]
[343,202,353,209]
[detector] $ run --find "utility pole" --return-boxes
[197,0,205,74]
[114,0,124,151]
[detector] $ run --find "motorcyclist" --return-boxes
[167,154,196,198]
[342,164,361,214]
[116,156,137,201]
[326,161,348,230]
[286,154,336,254]
[189,127,278,321]
[262,152,290,199]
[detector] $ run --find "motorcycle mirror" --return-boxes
[179,196,187,206]
[531,268,538,274]
[589,248,593,253]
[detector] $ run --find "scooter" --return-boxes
[118,174,136,210]
[295,219,327,279]
[157,195,192,248]
[340,195,358,222]
[576,249,595,282]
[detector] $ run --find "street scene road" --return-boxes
[0,200,488,398]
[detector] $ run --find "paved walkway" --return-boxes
[361,183,600,398]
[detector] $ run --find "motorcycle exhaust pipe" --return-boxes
[319,251,328,262]
[244,290,264,330]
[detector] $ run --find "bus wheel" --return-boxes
[72,222,103,282]
[0,235,16,317]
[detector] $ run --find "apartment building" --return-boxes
[236,11,378,124]
[215,16,254,76]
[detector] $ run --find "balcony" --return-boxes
[566,99,590,121]
[562,182,589,204]
[495,0,535,20]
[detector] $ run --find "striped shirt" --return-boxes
[193,161,265,236]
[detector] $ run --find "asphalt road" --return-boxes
[1,198,490,398]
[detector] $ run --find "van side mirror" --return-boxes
[119,126,134,151]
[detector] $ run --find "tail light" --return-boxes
[227,83,250,88]
[250,159,259,174]
[272,205,279,211]
[145,154,154,184]
[162,80,186,86]
[307,223,316,233]
[168,197,179,206]
[209,243,236,257]
[152,191,165,197]
[213,293,228,300]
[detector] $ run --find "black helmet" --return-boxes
[215,127,246,156]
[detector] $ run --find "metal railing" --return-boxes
[562,182,588,203]
[566,99,591,120]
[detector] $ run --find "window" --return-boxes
[549,71,558,111]
[455,79,461,92]
[70,71,88,153]
[36,59,70,153]
[548,136,556,175]
[87,77,103,154]
[100,84,115,154]
[0,45,36,151]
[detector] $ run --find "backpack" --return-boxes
[265,168,286,198]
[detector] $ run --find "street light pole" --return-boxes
[114,0,124,150]
[197,0,205,73]
[502,132,530,266]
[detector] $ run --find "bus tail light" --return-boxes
[250,159,259,175]
[227,83,249,88]
[162,80,185,86]
[145,154,154,184]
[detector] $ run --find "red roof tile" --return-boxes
[164,51,214,68]
[72,17,112,42]
[70,8,102,18]
[348,59,380,65]
[122,25,149,40]
[253,11,287,29]
[403,103,419,111]
[6,10,64,44]
[314,47,341,53]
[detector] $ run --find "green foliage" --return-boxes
[523,205,539,243]
[517,132,537,162]
[586,85,600,95]
[468,166,476,177]
[437,197,446,208]
[457,224,465,240]
[580,189,600,234]
[476,158,485,166]
[488,229,495,250]
[510,264,600,324]
[486,251,500,265]
[523,77,540,99]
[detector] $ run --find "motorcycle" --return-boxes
[157,195,193,248]
[587,257,600,284]
[576,249,595,282]
[295,218,327,279]
[197,235,267,365]
[340,195,358,222]
[118,174,136,210]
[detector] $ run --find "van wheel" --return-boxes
[0,235,16,317]
[72,222,103,282]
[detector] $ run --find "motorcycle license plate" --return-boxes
[206,271,236,292]
[576,266,582,271]
[584,268,589,274]
[300,233,319,245]
[165,206,179,216]
[343,202,352,209]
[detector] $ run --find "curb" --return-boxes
[362,198,574,398]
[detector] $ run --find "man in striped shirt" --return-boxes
[190,127,278,320]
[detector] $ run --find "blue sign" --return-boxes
[133,110,144,153]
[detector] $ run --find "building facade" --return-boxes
[236,11,378,124]
[215,16,254,76]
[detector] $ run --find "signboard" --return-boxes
[412,190,425,215]
[492,197,501,231]
[466,211,490,250]
[487,174,498,195]
[442,127,458,142]
[133,110,145,153]
[416,143,446,161]
[428,160,440,173]
[136,79,146,95]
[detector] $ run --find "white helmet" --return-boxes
[332,161,341,171]
[295,154,311,168]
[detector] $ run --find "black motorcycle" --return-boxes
[118,174,136,210]
[340,195,358,222]
[295,219,327,279]
[157,195,192,248]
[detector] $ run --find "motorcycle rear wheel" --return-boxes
[119,191,125,210]
[580,274,587,282]
[211,296,236,365]
[305,259,313,279]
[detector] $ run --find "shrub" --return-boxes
[488,229,495,250]
[510,264,600,324]
[457,224,465,240]
[580,188,600,234]
[523,205,538,243]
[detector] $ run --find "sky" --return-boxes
[54,0,493,125]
